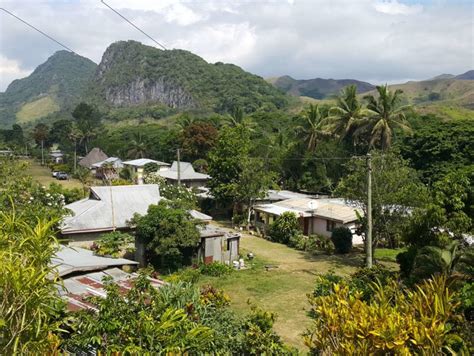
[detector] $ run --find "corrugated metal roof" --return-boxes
[52,246,138,277]
[92,157,124,168]
[61,184,161,234]
[123,158,170,167]
[158,161,210,181]
[254,198,362,223]
[60,268,166,312]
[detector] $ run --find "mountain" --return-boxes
[0,51,97,128]
[430,74,455,80]
[268,75,375,99]
[455,70,474,80]
[87,40,288,114]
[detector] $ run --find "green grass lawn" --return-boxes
[374,247,406,262]
[24,159,84,189]
[196,228,399,351]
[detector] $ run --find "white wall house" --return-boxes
[253,198,364,245]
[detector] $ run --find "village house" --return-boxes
[92,157,124,180]
[157,161,210,188]
[60,184,240,266]
[78,147,108,171]
[52,246,165,312]
[49,149,64,164]
[122,158,170,184]
[253,197,364,244]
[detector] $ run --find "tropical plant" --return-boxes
[72,102,101,154]
[32,123,49,165]
[296,104,331,152]
[268,212,300,244]
[92,231,135,258]
[127,132,149,159]
[305,274,470,354]
[0,211,64,354]
[327,85,366,144]
[358,85,412,151]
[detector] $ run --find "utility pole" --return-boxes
[177,148,181,185]
[366,153,373,268]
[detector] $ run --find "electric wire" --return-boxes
[0,7,78,55]
[100,0,167,50]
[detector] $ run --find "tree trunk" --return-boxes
[246,199,253,231]
[41,140,44,166]
[73,141,77,174]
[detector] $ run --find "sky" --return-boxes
[0,0,472,92]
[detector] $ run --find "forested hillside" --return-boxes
[0,51,97,127]
[87,40,289,114]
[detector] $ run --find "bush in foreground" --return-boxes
[331,226,352,254]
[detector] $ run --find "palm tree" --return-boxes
[225,106,255,131]
[359,85,412,151]
[68,125,83,174]
[327,85,366,143]
[297,104,331,152]
[32,123,49,165]
[127,132,149,159]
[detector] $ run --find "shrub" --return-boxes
[288,233,307,250]
[92,231,135,258]
[305,275,470,354]
[200,284,230,307]
[165,268,201,284]
[268,212,299,244]
[199,262,233,277]
[307,234,335,255]
[331,226,352,254]
[350,265,397,301]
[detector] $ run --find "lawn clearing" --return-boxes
[197,227,390,351]
[24,159,83,189]
[374,247,406,262]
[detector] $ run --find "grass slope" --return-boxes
[16,96,60,123]
[199,223,399,351]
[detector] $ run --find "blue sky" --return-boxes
[0,0,472,91]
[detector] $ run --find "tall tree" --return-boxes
[359,85,412,151]
[32,123,49,165]
[335,151,429,250]
[72,102,101,154]
[67,125,83,174]
[181,121,218,161]
[127,132,149,159]
[327,85,366,146]
[208,125,251,212]
[297,104,331,153]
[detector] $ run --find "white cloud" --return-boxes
[0,55,32,90]
[0,0,472,92]
[374,0,423,15]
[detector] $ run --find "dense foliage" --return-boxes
[0,211,63,354]
[89,40,288,114]
[268,212,300,244]
[305,275,470,354]
[132,201,202,269]
[331,226,353,254]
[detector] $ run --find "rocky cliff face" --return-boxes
[104,78,196,108]
[94,41,196,109]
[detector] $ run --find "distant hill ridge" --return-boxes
[268,75,375,99]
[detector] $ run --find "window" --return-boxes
[326,220,336,232]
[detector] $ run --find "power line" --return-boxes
[100,0,167,50]
[0,8,78,55]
